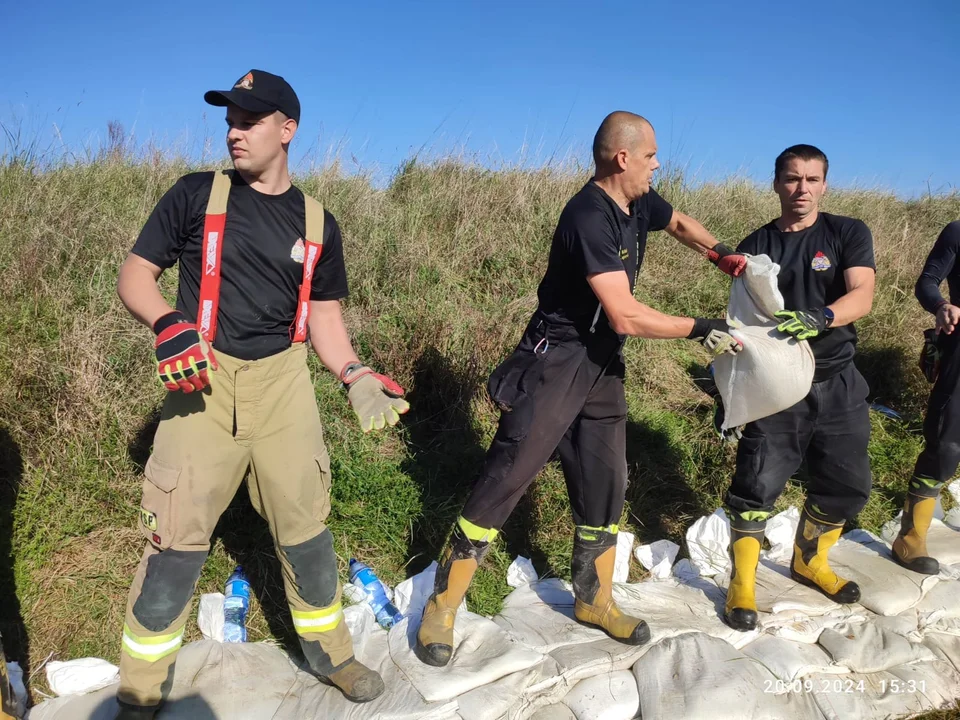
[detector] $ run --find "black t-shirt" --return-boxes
[915,221,960,314]
[737,212,876,381]
[536,182,674,337]
[132,171,349,361]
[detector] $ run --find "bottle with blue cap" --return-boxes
[223,566,251,643]
[349,559,403,629]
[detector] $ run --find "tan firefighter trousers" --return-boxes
[118,343,353,708]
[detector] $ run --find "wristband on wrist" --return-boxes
[152,311,188,336]
[822,307,835,328]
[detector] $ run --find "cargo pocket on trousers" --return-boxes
[487,350,546,442]
[312,448,333,524]
[733,435,767,499]
[140,456,181,549]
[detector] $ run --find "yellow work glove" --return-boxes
[341,362,410,432]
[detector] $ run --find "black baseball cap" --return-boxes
[204,69,301,124]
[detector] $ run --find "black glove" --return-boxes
[713,395,743,443]
[919,328,940,384]
[688,318,742,356]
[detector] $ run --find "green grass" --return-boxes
[1,149,959,711]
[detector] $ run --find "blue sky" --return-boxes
[3,0,958,195]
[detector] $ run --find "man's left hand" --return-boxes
[341,363,410,432]
[706,244,747,278]
[774,309,828,341]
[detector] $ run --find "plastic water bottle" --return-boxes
[348,559,403,629]
[223,566,250,643]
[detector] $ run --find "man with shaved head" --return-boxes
[414,111,745,667]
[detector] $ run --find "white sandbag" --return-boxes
[8,661,26,719]
[826,530,940,616]
[507,556,539,588]
[742,635,849,682]
[633,539,679,580]
[529,704,577,720]
[613,531,634,583]
[685,509,730,578]
[46,658,119,696]
[713,254,815,429]
[809,662,960,720]
[197,593,225,642]
[456,657,561,720]
[715,557,839,615]
[763,506,800,563]
[946,480,960,528]
[391,612,544,703]
[562,671,638,720]
[671,558,700,582]
[923,632,960,672]
[761,607,867,644]
[910,579,960,636]
[817,621,936,673]
[495,577,756,654]
[632,633,825,720]
[924,519,960,567]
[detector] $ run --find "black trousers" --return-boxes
[725,362,872,522]
[915,331,960,484]
[461,315,628,531]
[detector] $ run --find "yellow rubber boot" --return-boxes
[572,526,650,645]
[892,480,941,575]
[791,507,860,603]
[723,516,765,631]
[415,518,495,667]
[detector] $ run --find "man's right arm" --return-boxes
[116,253,174,330]
[587,271,696,338]
[916,221,960,333]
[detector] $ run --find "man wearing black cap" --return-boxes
[113,69,408,718]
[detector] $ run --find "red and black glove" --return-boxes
[153,311,218,393]
[706,244,747,278]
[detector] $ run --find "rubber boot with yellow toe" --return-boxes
[415,518,495,667]
[723,515,766,631]
[572,526,650,645]
[892,479,942,575]
[791,506,860,603]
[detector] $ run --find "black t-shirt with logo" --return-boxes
[737,212,875,381]
[132,171,348,361]
[536,182,674,337]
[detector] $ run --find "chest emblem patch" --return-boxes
[291,238,305,263]
[811,251,832,272]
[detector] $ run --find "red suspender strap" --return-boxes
[197,170,232,343]
[291,195,325,342]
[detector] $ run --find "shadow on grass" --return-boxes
[400,346,490,576]
[0,424,28,703]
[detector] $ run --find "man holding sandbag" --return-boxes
[720,144,876,632]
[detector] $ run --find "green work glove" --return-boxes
[774,308,830,341]
[341,362,410,432]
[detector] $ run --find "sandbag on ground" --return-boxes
[528,704,577,720]
[760,606,868,644]
[825,531,940,615]
[632,632,825,720]
[817,621,937,673]
[924,632,960,673]
[810,661,960,720]
[391,611,544,704]
[715,557,839,615]
[495,578,757,654]
[26,641,298,720]
[909,578,960,636]
[924,520,960,568]
[455,657,561,720]
[742,635,849,681]
[561,670,638,720]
